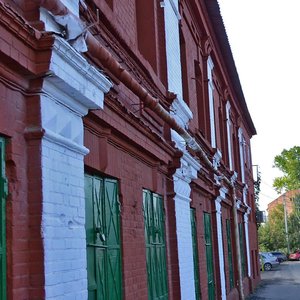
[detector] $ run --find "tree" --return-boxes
[273,146,300,193]
[258,204,286,251]
[288,194,300,251]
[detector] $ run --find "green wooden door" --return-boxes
[191,208,201,300]
[204,213,215,300]
[143,190,168,300]
[239,223,246,277]
[85,175,122,300]
[226,220,234,290]
[0,138,7,300]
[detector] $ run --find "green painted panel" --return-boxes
[239,223,246,277]
[226,220,234,290]
[0,137,6,300]
[85,175,122,300]
[204,213,215,300]
[191,208,201,299]
[143,190,168,300]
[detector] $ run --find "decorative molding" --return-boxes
[230,171,238,186]
[214,174,223,186]
[215,186,228,212]
[170,97,193,130]
[43,129,89,155]
[47,37,112,111]
[213,149,222,170]
[236,199,242,209]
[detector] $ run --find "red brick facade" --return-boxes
[267,189,300,216]
[0,1,260,299]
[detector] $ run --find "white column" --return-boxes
[172,131,201,300]
[163,2,201,298]
[40,37,112,299]
[207,56,216,148]
[215,187,227,300]
[243,212,251,277]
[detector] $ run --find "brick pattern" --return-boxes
[41,139,87,300]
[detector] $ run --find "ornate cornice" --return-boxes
[170,97,193,130]
[212,148,222,170]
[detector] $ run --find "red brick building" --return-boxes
[0,0,260,299]
[267,189,300,216]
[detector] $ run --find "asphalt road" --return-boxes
[247,261,300,300]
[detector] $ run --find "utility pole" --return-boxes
[283,192,290,254]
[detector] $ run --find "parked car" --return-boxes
[270,251,287,263]
[289,250,300,261]
[259,252,280,271]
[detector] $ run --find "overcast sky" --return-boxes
[218,1,300,211]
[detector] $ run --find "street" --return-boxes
[248,261,300,299]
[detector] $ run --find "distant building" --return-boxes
[268,189,300,215]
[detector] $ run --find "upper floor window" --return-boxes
[226,101,233,170]
[135,1,167,83]
[207,56,216,148]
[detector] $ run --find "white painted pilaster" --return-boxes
[172,130,201,300]
[41,37,112,299]
[163,1,202,298]
[244,206,252,277]
[215,187,228,300]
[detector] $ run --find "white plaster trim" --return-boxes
[243,218,252,277]
[171,97,193,129]
[61,0,80,16]
[215,189,227,300]
[43,129,89,155]
[43,80,89,117]
[236,199,242,209]
[207,56,216,148]
[173,191,191,203]
[160,0,181,20]
[231,171,238,185]
[213,149,222,170]
[238,127,245,183]
[49,37,112,109]
[226,101,233,170]
[244,202,251,277]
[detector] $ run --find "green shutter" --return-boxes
[85,175,122,300]
[226,220,234,289]
[204,213,215,300]
[191,208,201,300]
[239,223,246,277]
[143,190,168,300]
[0,138,7,300]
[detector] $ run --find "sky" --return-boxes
[218,1,300,211]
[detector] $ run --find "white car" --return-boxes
[259,252,280,271]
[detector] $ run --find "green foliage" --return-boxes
[288,194,300,251]
[273,146,300,193]
[254,169,262,227]
[258,204,286,251]
[258,195,300,253]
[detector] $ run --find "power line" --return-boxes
[259,192,276,200]
[260,180,276,190]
